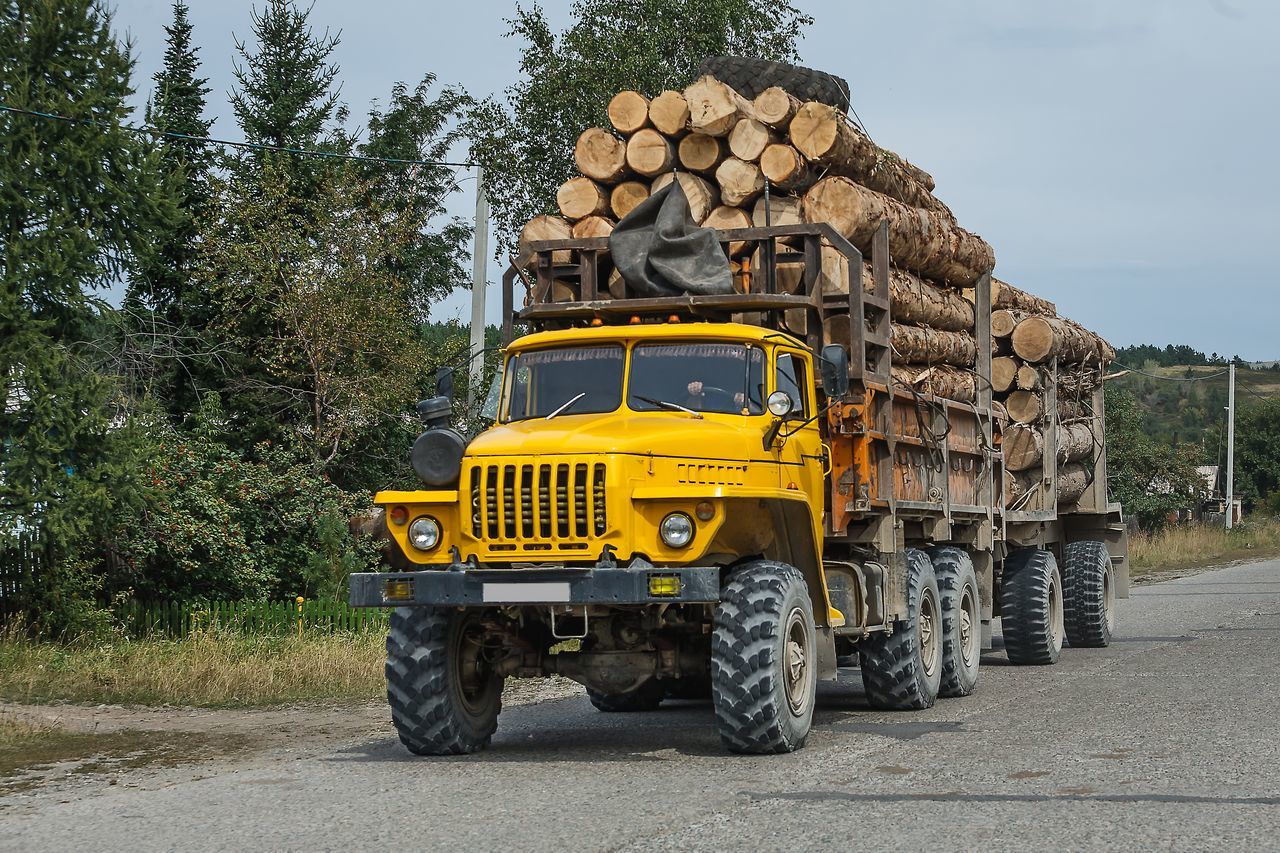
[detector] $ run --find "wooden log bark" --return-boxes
[759,143,812,192]
[728,118,780,163]
[751,195,803,227]
[790,102,951,217]
[878,266,975,332]
[1005,462,1090,506]
[891,365,977,402]
[1058,398,1091,422]
[609,181,650,220]
[891,324,977,367]
[607,90,651,134]
[753,86,802,129]
[993,278,1056,315]
[1005,422,1093,473]
[1004,389,1042,424]
[648,90,690,137]
[1058,366,1103,401]
[556,176,609,221]
[803,176,995,286]
[1011,316,1115,365]
[992,356,1018,393]
[770,244,848,298]
[684,75,757,137]
[678,133,726,174]
[1015,364,1042,391]
[991,308,1030,339]
[715,157,765,207]
[519,214,572,264]
[650,171,719,223]
[571,215,615,239]
[625,128,675,177]
[574,128,628,183]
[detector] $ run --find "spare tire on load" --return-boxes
[695,56,851,114]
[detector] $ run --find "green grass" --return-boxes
[1130,518,1280,575]
[0,628,385,708]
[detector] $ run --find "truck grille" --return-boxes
[470,462,608,544]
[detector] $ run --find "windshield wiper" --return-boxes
[545,392,586,420]
[633,395,703,419]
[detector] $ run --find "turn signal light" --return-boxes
[388,505,408,526]
[383,579,414,602]
[648,574,682,597]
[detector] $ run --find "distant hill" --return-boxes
[1109,359,1280,461]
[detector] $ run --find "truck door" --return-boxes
[772,350,825,501]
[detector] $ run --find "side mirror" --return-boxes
[820,344,850,397]
[435,366,455,402]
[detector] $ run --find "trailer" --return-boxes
[349,221,1129,755]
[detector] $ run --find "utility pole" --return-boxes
[467,164,489,410]
[1225,361,1235,530]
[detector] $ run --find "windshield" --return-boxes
[503,345,624,421]
[628,342,765,415]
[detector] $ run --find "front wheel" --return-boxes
[386,607,502,755]
[711,561,816,754]
[930,546,981,698]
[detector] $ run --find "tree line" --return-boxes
[0,0,810,635]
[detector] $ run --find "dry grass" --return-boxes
[1130,518,1280,575]
[0,628,385,708]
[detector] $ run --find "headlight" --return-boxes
[659,512,694,549]
[408,517,441,551]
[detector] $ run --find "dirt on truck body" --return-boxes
[349,214,1129,756]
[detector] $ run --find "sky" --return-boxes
[106,0,1280,360]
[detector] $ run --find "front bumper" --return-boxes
[349,566,721,608]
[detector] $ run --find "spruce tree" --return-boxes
[0,0,176,631]
[128,1,215,416]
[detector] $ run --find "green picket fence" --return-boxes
[117,597,389,638]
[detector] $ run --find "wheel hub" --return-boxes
[959,586,977,667]
[919,591,940,677]
[783,607,812,716]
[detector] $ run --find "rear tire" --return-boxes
[929,547,981,698]
[587,679,665,712]
[711,560,816,754]
[1000,548,1064,665]
[859,549,943,710]
[386,607,502,755]
[1062,540,1115,647]
[695,56,851,113]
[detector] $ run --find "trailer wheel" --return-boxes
[711,560,816,754]
[1062,540,1114,647]
[858,548,943,710]
[1000,548,1064,665]
[695,56,851,113]
[386,607,502,755]
[929,546,981,698]
[587,679,665,712]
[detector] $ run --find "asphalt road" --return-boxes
[4,560,1280,852]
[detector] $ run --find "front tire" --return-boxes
[711,561,816,754]
[1000,548,1064,665]
[1062,540,1115,647]
[386,607,502,755]
[859,548,943,710]
[930,546,981,698]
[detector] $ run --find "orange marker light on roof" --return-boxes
[668,314,680,323]
[630,315,642,325]
[590,318,603,326]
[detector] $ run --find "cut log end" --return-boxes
[678,133,725,174]
[607,90,650,135]
[610,181,650,220]
[648,90,690,137]
[574,128,628,183]
[625,128,675,177]
[556,176,608,221]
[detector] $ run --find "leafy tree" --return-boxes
[1104,385,1203,529]
[0,0,176,632]
[469,0,813,251]
[1233,397,1280,512]
[199,161,440,475]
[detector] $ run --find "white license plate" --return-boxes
[482,582,572,603]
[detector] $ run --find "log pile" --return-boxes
[518,72,1115,508]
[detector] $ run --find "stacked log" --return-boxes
[521,75,1116,511]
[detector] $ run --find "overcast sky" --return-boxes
[108,0,1280,360]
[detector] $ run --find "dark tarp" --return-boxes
[608,180,734,297]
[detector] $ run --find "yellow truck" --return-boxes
[349,222,1129,755]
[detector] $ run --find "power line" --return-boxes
[0,103,476,169]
